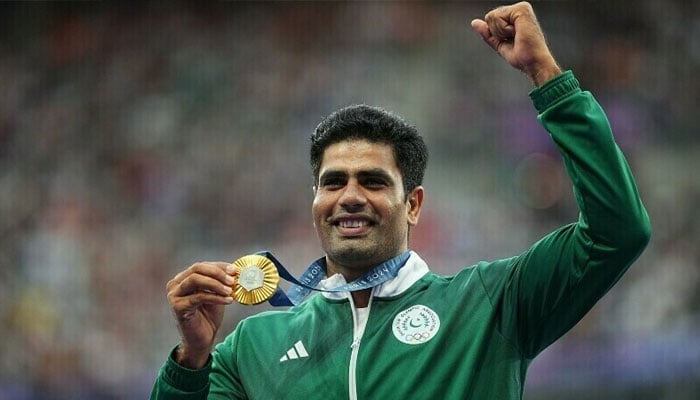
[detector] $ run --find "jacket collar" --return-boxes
[317,251,429,301]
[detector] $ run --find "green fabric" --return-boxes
[150,347,212,399]
[151,71,651,399]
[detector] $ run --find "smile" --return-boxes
[338,219,370,228]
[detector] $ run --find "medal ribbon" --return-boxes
[257,251,411,306]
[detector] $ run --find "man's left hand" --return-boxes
[471,1,562,86]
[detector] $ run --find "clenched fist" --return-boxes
[471,1,562,86]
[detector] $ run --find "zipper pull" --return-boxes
[350,337,361,349]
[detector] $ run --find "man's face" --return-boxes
[312,139,423,276]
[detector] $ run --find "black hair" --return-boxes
[310,104,428,196]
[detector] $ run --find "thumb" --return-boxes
[470,19,499,52]
[470,19,489,40]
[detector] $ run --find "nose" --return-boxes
[338,180,367,211]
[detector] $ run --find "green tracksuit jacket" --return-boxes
[151,71,651,399]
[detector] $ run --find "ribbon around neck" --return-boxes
[258,251,411,306]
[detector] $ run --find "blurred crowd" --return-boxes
[0,1,698,399]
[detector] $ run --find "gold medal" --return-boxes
[231,254,280,305]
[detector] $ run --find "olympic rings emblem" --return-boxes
[392,305,441,345]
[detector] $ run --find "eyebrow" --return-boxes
[357,168,394,182]
[318,168,395,183]
[318,170,347,182]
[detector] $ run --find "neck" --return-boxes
[351,289,372,308]
[324,258,371,283]
[325,262,372,308]
[325,249,409,279]
[325,251,408,308]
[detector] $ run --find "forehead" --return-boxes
[319,139,399,174]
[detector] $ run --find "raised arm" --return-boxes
[471,2,651,356]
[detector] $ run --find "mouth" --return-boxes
[338,219,370,228]
[331,216,375,237]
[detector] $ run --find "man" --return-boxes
[151,2,651,399]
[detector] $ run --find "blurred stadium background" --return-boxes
[0,1,698,399]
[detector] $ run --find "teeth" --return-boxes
[339,220,368,228]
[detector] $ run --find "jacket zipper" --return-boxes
[348,290,373,400]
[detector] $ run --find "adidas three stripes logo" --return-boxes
[280,340,309,362]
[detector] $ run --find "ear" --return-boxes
[312,185,318,227]
[406,186,424,227]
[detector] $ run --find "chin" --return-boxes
[327,245,392,269]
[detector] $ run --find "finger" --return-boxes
[470,19,490,41]
[172,273,234,300]
[173,292,234,314]
[485,12,516,41]
[168,263,235,302]
[168,262,235,291]
[471,18,501,52]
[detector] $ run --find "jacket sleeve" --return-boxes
[150,328,247,400]
[149,347,212,400]
[495,71,651,358]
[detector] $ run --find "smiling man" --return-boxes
[310,112,426,307]
[151,2,651,399]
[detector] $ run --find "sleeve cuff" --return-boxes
[529,70,580,113]
[159,346,213,393]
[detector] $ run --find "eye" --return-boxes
[362,177,388,189]
[320,176,346,190]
